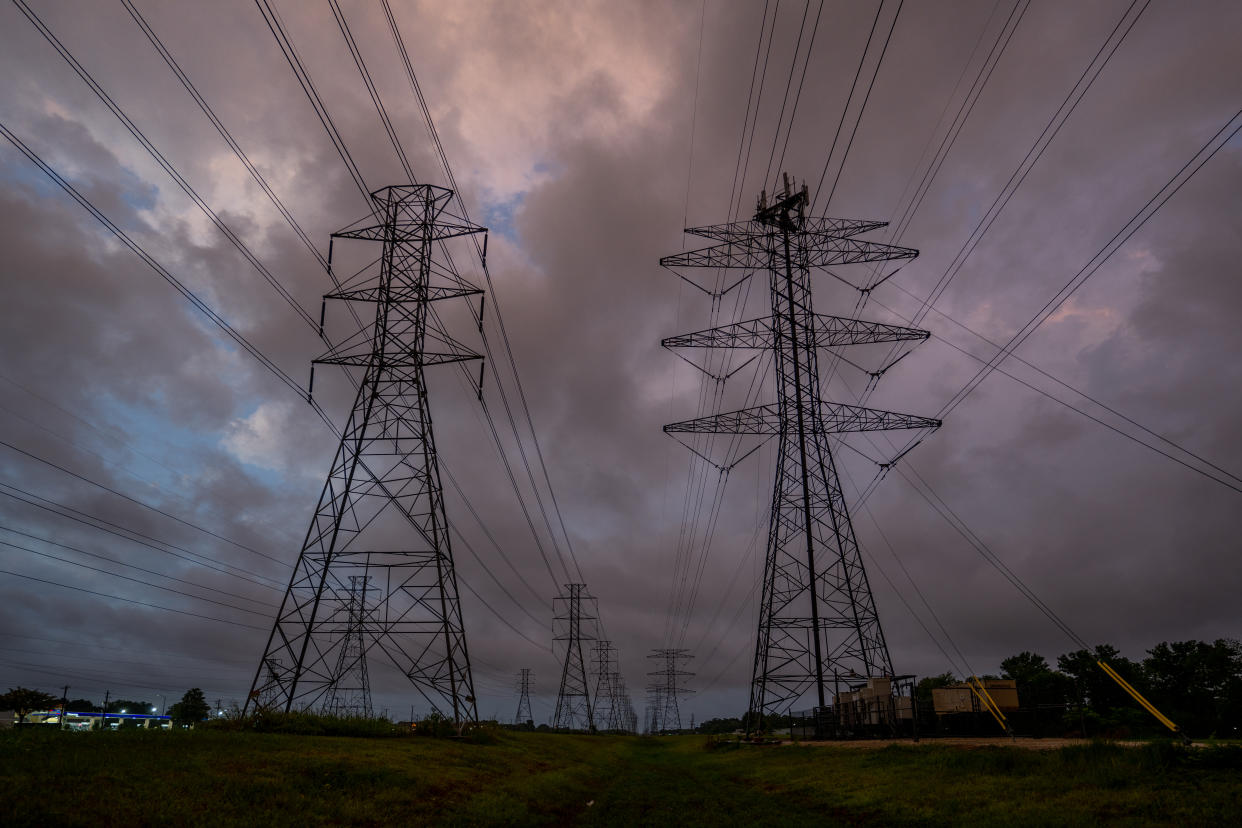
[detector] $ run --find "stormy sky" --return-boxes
[1,0,1239,724]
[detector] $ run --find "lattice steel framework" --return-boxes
[552,583,596,730]
[591,640,626,731]
[246,184,485,725]
[324,575,374,717]
[514,668,534,726]
[660,176,940,731]
[647,648,693,732]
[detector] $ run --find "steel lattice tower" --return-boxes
[246,185,486,725]
[661,176,940,730]
[324,575,373,717]
[591,640,622,731]
[552,583,596,730]
[514,668,534,727]
[647,648,693,732]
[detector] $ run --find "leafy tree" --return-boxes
[0,687,59,722]
[697,716,744,734]
[1000,651,1072,707]
[1057,644,1145,714]
[107,698,153,715]
[168,688,210,726]
[1143,639,1242,736]
[65,698,100,713]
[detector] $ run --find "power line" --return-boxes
[0,481,284,590]
[911,0,1151,326]
[1,537,273,618]
[0,439,288,568]
[0,523,274,609]
[0,567,268,631]
[817,0,905,213]
[253,0,370,203]
[12,0,318,330]
[932,107,1242,424]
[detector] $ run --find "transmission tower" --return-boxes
[660,175,940,731]
[324,575,373,717]
[591,640,623,731]
[645,684,664,733]
[514,668,534,727]
[647,649,693,732]
[552,583,596,730]
[246,185,487,726]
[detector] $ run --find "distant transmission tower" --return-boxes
[514,668,534,727]
[647,649,693,731]
[590,640,620,731]
[324,575,373,717]
[247,185,487,726]
[661,175,940,731]
[552,583,596,730]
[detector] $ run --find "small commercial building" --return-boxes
[25,710,172,730]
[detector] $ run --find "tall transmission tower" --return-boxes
[660,175,940,731]
[552,583,596,730]
[514,668,534,727]
[590,640,620,731]
[647,649,693,732]
[246,185,487,726]
[324,575,373,717]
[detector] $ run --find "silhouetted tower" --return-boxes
[591,640,619,731]
[514,668,534,727]
[647,648,693,731]
[645,684,664,733]
[246,185,487,726]
[324,575,373,717]
[660,175,940,730]
[552,583,596,730]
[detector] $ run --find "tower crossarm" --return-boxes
[325,284,482,304]
[683,216,886,243]
[662,314,929,350]
[664,402,941,435]
[659,235,917,271]
[332,220,486,243]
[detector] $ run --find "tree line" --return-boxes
[696,639,1242,738]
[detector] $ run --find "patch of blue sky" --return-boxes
[92,391,287,500]
[0,147,160,237]
[479,191,526,242]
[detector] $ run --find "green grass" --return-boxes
[2,730,1239,826]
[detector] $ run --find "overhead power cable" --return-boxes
[0,567,268,631]
[865,290,1242,495]
[911,0,1152,326]
[931,107,1242,425]
[0,120,306,401]
[1,537,272,618]
[327,0,415,183]
[12,0,318,330]
[0,523,274,609]
[816,0,905,213]
[0,438,287,568]
[0,480,284,590]
[253,0,370,204]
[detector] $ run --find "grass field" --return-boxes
[2,729,1239,826]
